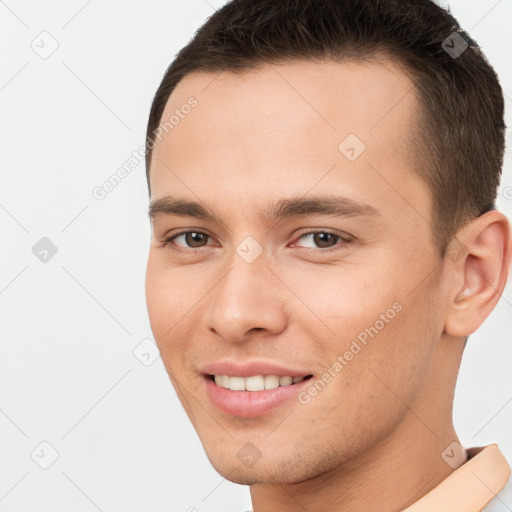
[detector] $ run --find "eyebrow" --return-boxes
[148,195,381,223]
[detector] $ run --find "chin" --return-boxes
[203,447,334,486]
[211,464,294,486]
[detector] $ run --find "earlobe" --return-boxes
[444,211,511,338]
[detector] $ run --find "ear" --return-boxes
[444,210,511,338]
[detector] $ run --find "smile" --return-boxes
[203,373,314,418]
[211,374,310,391]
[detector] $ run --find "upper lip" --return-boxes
[201,360,312,378]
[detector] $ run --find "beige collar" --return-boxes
[404,444,510,512]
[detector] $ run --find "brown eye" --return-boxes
[312,232,339,248]
[164,231,212,250]
[293,231,347,250]
[183,232,208,248]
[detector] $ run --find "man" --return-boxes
[144,0,511,510]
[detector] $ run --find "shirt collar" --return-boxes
[404,444,510,512]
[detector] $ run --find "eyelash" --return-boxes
[160,229,352,254]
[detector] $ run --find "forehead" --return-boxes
[149,58,430,230]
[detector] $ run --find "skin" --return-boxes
[145,58,511,512]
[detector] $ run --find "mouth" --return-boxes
[203,373,314,418]
[207,373,313,391]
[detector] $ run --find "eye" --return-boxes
[291,231,351,251]
[162,230,215,251]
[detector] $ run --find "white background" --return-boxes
[0,1,511,511]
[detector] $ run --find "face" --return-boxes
[145,58,449,484]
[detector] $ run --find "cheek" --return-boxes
[145,255,189,352]
[145,257,208,414]
[145,253,214,380]
[145,256,170,338]
[291,300,435,458]
[279,260,402,350]
[293,261,439,411]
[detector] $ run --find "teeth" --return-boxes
[229,376,245,391]
[246,375,264,391]
[213,374,306,391]
[264,375,279,390]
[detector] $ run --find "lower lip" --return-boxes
[203,376,312,418]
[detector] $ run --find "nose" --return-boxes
[205,249,288,344]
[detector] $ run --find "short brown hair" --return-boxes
[145,0,505,256]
